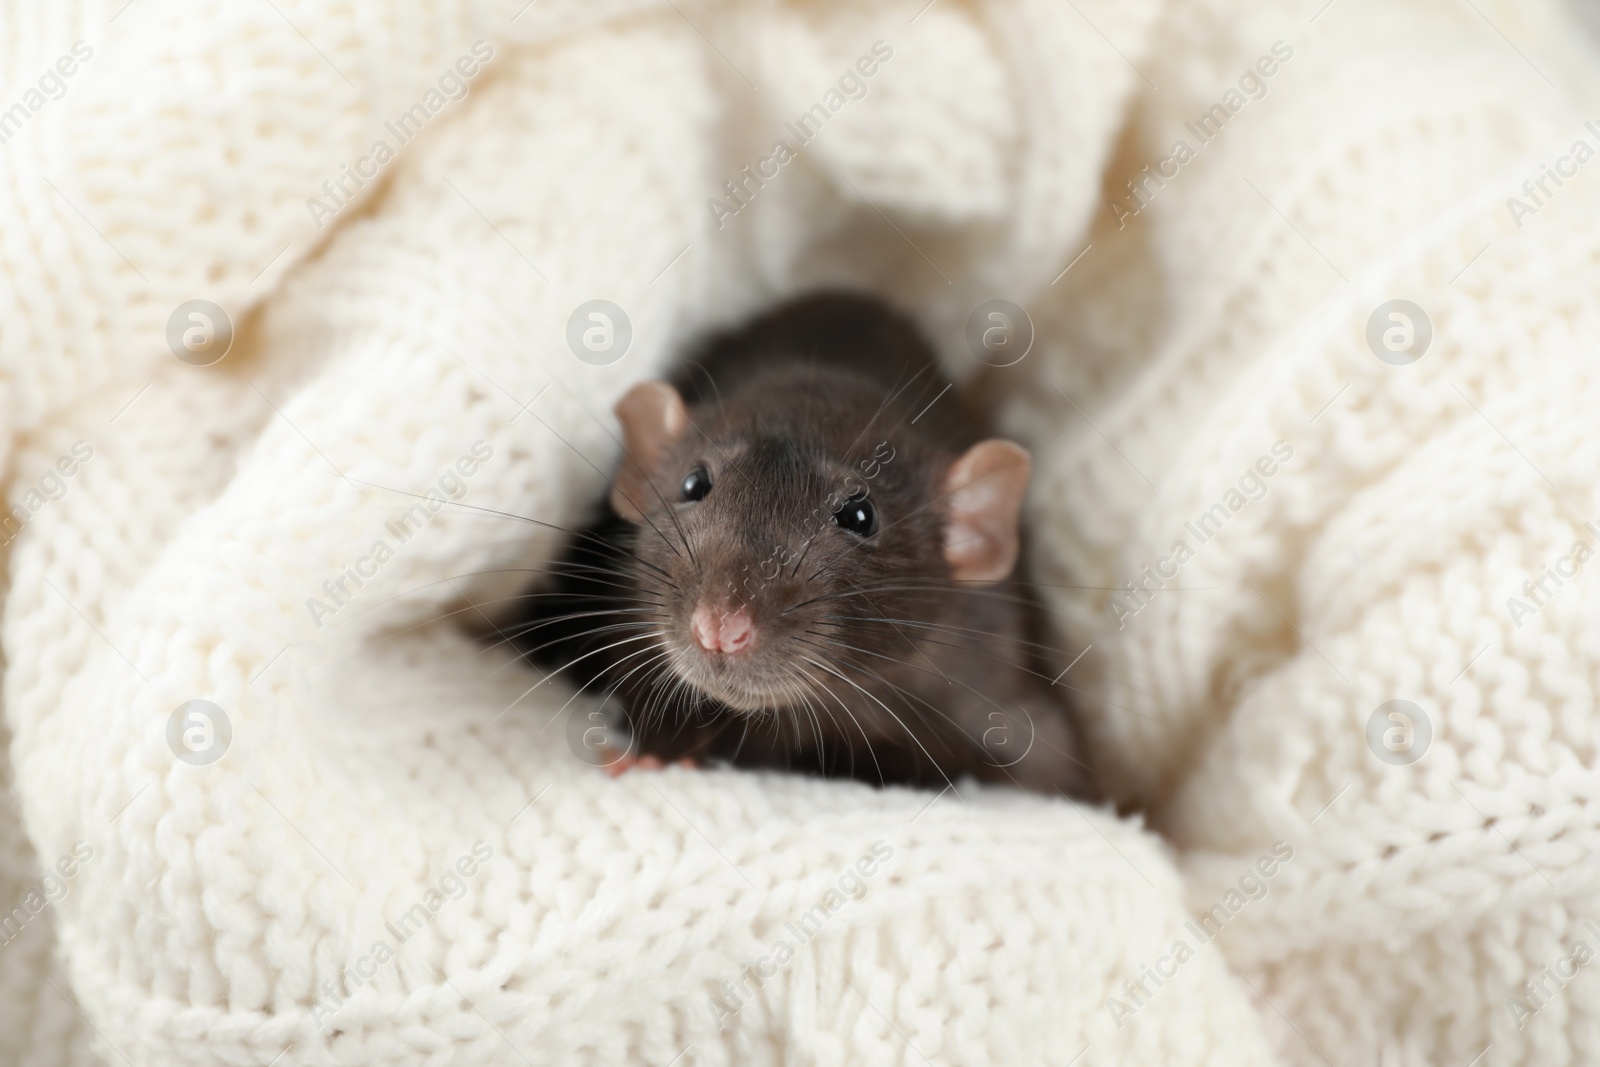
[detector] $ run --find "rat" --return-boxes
[512,291,1090,796]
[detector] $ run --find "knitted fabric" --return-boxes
[0,0,1593,1064]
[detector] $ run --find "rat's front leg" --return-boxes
[568,696,704,776]
[616,696,732,769]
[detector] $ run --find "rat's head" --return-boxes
[607,378,1030,714]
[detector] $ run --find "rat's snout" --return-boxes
[691,602,755,654]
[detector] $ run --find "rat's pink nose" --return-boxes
[691,603,755,654]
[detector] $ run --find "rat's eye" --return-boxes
[680,466,712,502]
[833,492,877,537]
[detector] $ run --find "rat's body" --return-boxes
[517,292,1088,795]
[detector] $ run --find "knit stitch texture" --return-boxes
[0,1,1596,1064]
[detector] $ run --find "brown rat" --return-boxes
[514,291,1089,796]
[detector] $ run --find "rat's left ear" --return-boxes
[942,439,1031,583]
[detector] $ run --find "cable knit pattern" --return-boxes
[1011,1,1600,1064]
[4,0,1597,1064]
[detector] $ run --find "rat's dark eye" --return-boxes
[680,466,712,502]
[833,492,877,537]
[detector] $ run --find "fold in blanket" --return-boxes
[0,0,1597,1064]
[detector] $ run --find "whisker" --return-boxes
[798,655,958,794]
[792,659,884,786]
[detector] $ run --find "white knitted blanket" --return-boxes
[3,0,1599,1064]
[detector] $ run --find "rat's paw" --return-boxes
[601,751,697,777]
[602,751,660,777]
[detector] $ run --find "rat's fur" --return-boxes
[515,292,1088,795]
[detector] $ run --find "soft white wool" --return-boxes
[1012,1,1600,1064]
[0,0,1595,1064]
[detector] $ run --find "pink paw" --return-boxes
[602,750,697,777]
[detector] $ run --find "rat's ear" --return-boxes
[942,439,1031,583]
[611,381,688,521]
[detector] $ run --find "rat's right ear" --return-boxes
[611,381,689,521]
